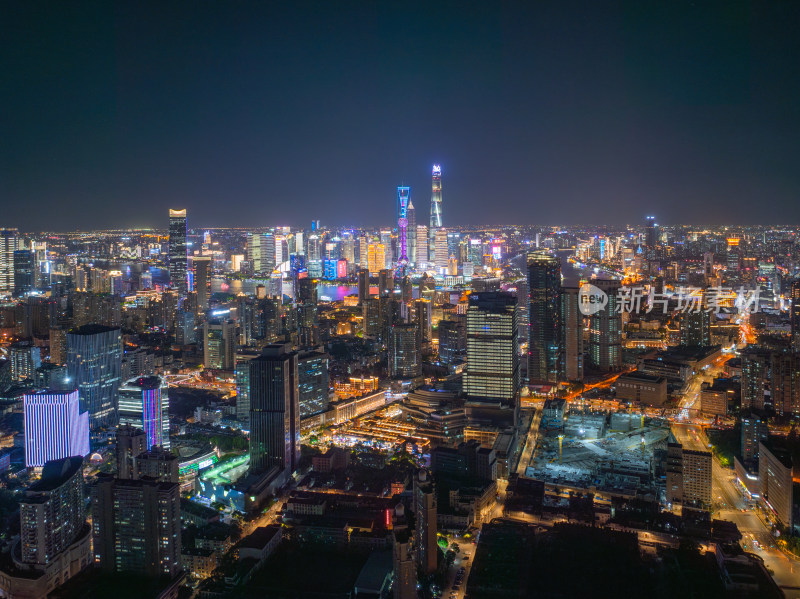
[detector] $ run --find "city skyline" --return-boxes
[3,3,800,597]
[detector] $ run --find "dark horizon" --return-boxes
[3,1,800,230]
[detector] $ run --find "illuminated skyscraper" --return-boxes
[397,186,410,267]
[0,228,20,296]
[428,165,442,261]
[464,292,519,404]
[13,249,35,296]
[414,471,437,575]
[416,225,428,266]
[193,256,211,313]
[23,390,90,468]
[407,200,417,266]
[791,280,800,353]
[247,232,276,274]
[645,216,658,248]
[91,472,181,577]
[118,376,170,450]
[527,252,561,385]
[434,228,449,269]
[66,324,122,430]
[588,279,622,372]
[248,343,300,475]
[388,323,421,379]
[367,243,386,275]
[357,268,369,305]
[168,209,188,295]
[19,457,87,568]
[296,277,318,347]
[560,285,584,382]
[203,318,236,370]
[297,349,329,418]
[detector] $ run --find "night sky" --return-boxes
[2,1,800,231]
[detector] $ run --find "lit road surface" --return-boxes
[516,409,542,476]
[672,366,800,595]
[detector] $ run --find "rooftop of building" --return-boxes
[120,375,162,390]
[656,345,721,362]
[67,323,120,335]
[27,456,83,493]
[238,525,281,550]
[618,371,666,383]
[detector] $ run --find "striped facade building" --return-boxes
[24,391,90,468]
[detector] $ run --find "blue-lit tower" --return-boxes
[397,186,410,271]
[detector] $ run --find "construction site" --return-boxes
[526,406,672,501]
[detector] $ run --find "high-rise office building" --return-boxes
[367,243,386,275]
[193,255,211,313]
[13,249,35,296]
[203,318,236,370]
[645,216,658,248]
[357,268,369,305]
[588,279,622,372]
[168,209,188,295]
[246,232,276,274]
[527,252,561,384]
[133,446,180,483]
[91,474,181,577]
[428,165,442,261]
[741,349,768,411]
[412,297,432,345]
[19,456,87,567]
[362,297,382,339]
[416,225,428,266]
[680,309,711,346]
[560,285,584,382]
[297,349,329,418]
[791,280,800,353]
[414,471,437,575]
[759,441,794,528]
[66,324,122,430]
[438,316,466,365]
[10,341,41,382]
[388,323,421,379]
[248,344,300,476]
[407,200,417,266]
[116,424,148,480]
[464,292,519,404]
[0,228,19,296]
[296,277,318,348]
[434,228,448,269]
[118,376,170,450]
[682,448,712,511]
[392,532,416,599]
[24,390,90,468]
[380,230,393,268]
[666,442,711,511]
[378,268,393,299]
[0,457,91,599]
[741,416,769,464]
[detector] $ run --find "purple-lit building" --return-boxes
[23,390,90,468]
[118,376,170,450]
[397,186,410,268]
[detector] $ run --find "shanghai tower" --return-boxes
[428,164,442,262]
